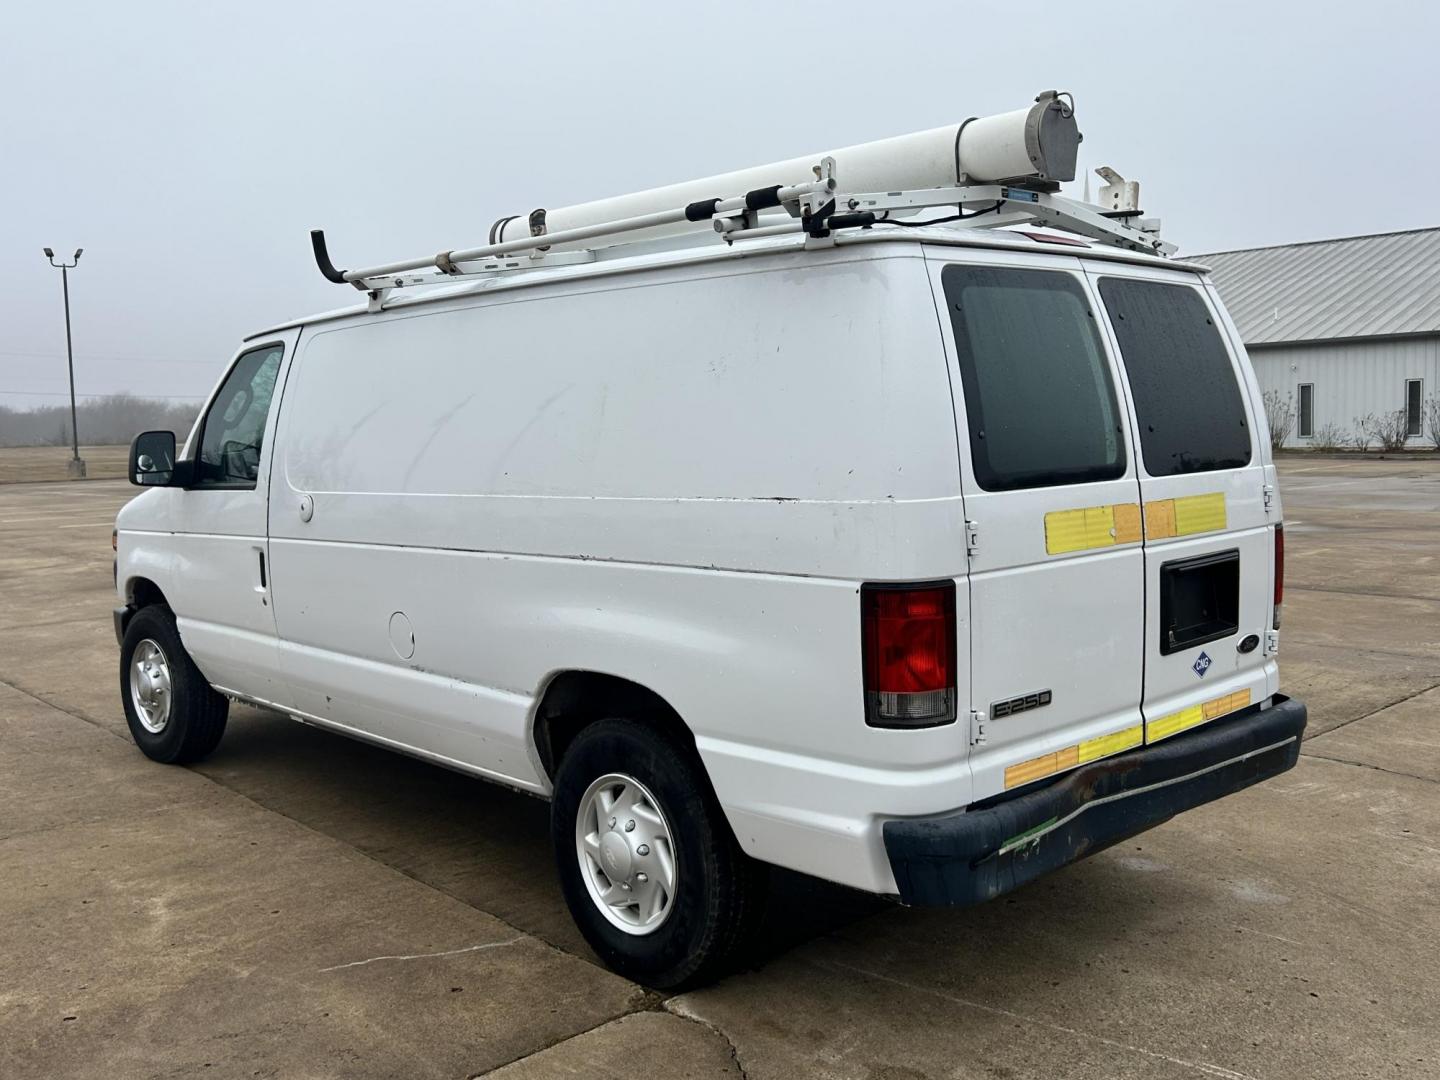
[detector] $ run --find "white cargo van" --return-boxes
[115,96,1306,988]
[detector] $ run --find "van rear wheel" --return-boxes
[551,717,764,990]
[119,606,228,764]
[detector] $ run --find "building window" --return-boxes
[1406,380,1423,438]
[1298,383,1314,439]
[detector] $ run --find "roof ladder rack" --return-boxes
[311,169,839,311]
[308,94,1175,310]
[311,165,1169,312]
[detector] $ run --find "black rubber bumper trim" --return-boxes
[883,695,1307,906]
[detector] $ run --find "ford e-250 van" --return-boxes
[114,101,1306,988]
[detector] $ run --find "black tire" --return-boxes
[551,717,765,990]
[119,605,228,764]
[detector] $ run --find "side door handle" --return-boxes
[252,545,269,605]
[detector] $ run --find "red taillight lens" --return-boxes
[1273,525,1284,629]
[861,582,957,728]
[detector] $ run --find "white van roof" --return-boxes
[245,227,1210,342]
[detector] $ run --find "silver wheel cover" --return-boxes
[129,638,173,734]
[575,772,678,936]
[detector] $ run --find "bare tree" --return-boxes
[1350,414,1376,452]
[1425,394,1440,449]
[1359,409,1410,453]
[0,394,200,448]
[1310,422,1345,452]
[1262,389,1296,453]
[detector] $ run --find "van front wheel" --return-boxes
[119,606,228,764]
[551,717,764,990]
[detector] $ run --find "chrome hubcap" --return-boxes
[576,773,677,936]
[129,639,172,734]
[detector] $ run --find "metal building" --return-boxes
[1199,228,1440,448]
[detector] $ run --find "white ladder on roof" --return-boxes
[308,91,1174,311]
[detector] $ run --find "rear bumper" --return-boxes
[882,694,1307,906]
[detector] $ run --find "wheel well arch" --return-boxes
[126,576,170,611]
[532,670,696,781]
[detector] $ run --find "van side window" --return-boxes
[195,344,283,487]
[942,265,1125,492]
[1097,279,1251,475]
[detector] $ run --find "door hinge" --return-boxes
[969,709,988,746]
[1263,484,1275,513]
[965,519,980,557]
[1264,629,1280,655]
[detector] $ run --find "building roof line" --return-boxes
[1245,329,1440,350]
[1194,225,1440,260]
[1200,227,1440,344]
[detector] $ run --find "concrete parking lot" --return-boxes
[2,455,1437,1079]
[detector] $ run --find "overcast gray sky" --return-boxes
[3,0,1436,409]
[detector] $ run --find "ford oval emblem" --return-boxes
[1237,634,1259,654]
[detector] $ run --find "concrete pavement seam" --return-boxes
[662,998,750,1080]
[0,799,195,846]
[803,956,1260,1080]
[1298,751,1437,786]
[1300,679,1440,741]
[1288,584,1440,603]
[0,675,641,983]
[0,614,123,633]
[0,675,137,742]
[1281,639,1440,665]
[470,993,667,1077]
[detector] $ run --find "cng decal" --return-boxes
[1192,651,1212,679]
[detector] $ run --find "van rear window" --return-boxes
[942,265,1125,492]
[1098,279,1252,476]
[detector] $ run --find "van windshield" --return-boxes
[1098,278,1252,476]
[942,265,1126,492]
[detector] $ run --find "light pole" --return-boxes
[43,247,86,478]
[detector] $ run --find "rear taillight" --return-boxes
[861,581,957,728]
[1273,525,1284,629]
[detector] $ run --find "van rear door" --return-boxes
[1087,262,1273,744]
[929,249,1146,801]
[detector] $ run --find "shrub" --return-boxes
[1425,395,1440,449]
[1262,389,1296,453]
[1349,415,1375,452]
[1310,422,1345,452]
[1359,409,1409,453]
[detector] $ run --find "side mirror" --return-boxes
[129,430,177,487]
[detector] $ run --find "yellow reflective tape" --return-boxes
[1081,505,1117,549]
[1044,507,1092,555]
[1005,752,1061,789]
[1144,499,1177,539]
[1044,503,1142,555]
[1112,503,1143,544]
[1173,492,1227,536]
[1147,704,1205,742]
[1144,493,1226,539]
[1147,688,1252,743]
[1077,723,1143,763]
[1004,724,1144,789]
[1203,689,1252,719]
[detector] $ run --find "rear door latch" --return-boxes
[965,520,979,557]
